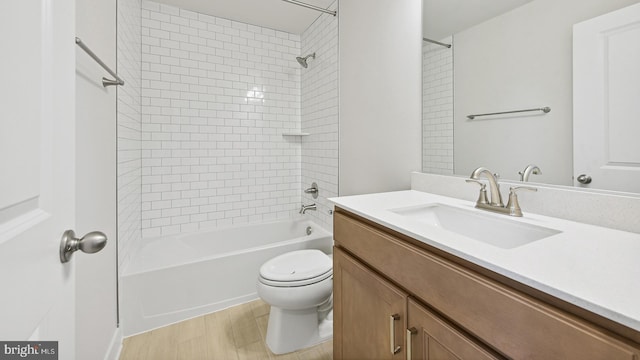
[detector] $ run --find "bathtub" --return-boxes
[121,219,333,336]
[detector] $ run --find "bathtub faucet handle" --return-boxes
[304,182,319,199]
[299,203,317,214]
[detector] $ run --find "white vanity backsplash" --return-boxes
[411,172,640,234]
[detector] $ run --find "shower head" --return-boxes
[296,52,316,68]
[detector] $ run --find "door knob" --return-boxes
[577,174,592,184]
[59,230,107,263]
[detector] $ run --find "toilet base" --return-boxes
[265,306,333,354]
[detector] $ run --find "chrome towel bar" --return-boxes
[282,0,336,16]
[75,37,124,87]
[467,107,550,120]
[423,37,451,48]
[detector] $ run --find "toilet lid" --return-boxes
[259,249,332,283]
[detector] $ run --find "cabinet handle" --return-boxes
[390,314,401,355]
[406,327,417,360]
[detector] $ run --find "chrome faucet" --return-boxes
[519,164,542,182]
[466,167,537,217]
[299,203,317,214]
[468,167,503,206]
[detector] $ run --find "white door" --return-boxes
[0,0,77,358]
[573,2,640,193]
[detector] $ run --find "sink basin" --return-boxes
[389,203,561,249]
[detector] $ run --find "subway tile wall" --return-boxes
[300,1,339,231]
[117,0,142,272]
[140,1,303,237]
[422,36,454,175]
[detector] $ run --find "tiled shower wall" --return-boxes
[300,1,339,231]
[140,1,303,237]
[117,0,142,272]
[422,36,454,174]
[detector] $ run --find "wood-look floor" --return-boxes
[119,299,332,360]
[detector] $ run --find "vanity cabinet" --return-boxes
[333,208,640,360]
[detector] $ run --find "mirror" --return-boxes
[421,0,640,193]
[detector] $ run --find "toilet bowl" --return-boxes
[256,249,333,354]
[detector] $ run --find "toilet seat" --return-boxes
[259,269,332,287]
[259,250,332,287]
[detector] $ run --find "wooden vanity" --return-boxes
[333,207,640,359]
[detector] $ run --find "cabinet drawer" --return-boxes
[334,210,640,360]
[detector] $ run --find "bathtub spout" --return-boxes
[299,203,317,214]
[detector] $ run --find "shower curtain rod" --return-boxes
[423,37,452,48]
[282,0,337,16]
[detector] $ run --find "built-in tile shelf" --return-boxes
[282,132,311,136]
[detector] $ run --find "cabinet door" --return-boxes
[407,298,502,360]
[334,247,408,360]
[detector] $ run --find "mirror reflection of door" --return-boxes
[573,2,640,193]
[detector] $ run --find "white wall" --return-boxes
[454,0,639,185]
[301,1,339,231]
[422,36,454,175]
[140,1,303,237]
[75,0,119,357]
[339,0,423,196]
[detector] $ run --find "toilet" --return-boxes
[256,249,333,354]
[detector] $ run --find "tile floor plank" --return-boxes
[119,332,151,360]
[237,341,271,360]
[251,300,271,318]
[228,302,258,329]
[119,299,332,360]
[204,310,239,360]
[318,341,332,360]
[145,324,179,360]
[255,314,269,340]
[177,336,210,360]
[174,316,207,343]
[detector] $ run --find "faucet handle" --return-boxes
[304,182,319,199]
[465,179,489,205]
[506,186,537,217]
[510,186,537,193]
[465,179,485,188]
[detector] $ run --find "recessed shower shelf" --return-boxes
[282,132,311,137]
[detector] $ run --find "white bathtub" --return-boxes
[121,219,333,336]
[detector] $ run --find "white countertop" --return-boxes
[330,190,640,332]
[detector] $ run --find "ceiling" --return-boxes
[423,0,533,41]
[152,0,533,38]
[152,0,336,34]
